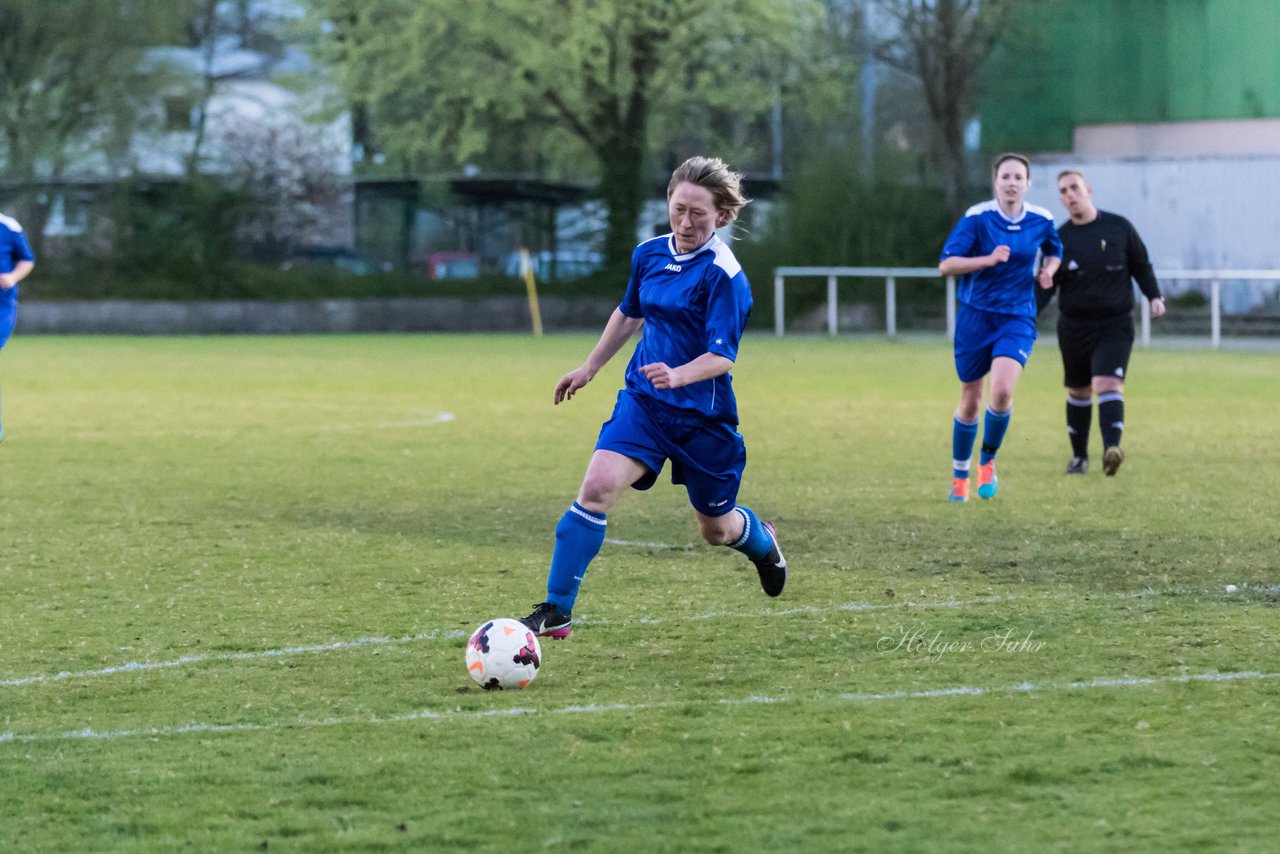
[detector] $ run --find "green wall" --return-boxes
[982,0,1280,152]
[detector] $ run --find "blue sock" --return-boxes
[952,416,978,479]
[979,406,1012,465]
[727,505,774,561]
[545,502,606,614]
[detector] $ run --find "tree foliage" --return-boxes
[311,0,822,270]
[218,117,344,258]
[0,0,191,248]
[874,0,1037,217]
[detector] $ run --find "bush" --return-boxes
[736,151,952,328]
[29,262,624,302]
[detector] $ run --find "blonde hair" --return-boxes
[667,156,751,223]
[1057,168,1087,183]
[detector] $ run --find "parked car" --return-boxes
[281,246,393,275]
[420,251,481,280]
[503,250,605,280]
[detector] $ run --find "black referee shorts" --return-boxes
[1057,313,1134,389]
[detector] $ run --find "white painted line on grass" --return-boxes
[577,588,1166,628]
[0,632,464,689]
[604,538,692,550]
[340,411,456,430]
[1,589,1173,690]
[66,410,456,440]
[2,669,1275,744]
[831,669,1278,703]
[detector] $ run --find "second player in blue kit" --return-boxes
[939,153,1062,502]
[521,156,787,640]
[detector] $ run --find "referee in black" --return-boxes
[1037,169,1166,476]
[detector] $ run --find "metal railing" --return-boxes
[772,266,1280,348]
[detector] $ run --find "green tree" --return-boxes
[874,0,1038,218]
[311,0,820,271]
[0,0,191,251]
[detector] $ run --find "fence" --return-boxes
[772,267,1280,348]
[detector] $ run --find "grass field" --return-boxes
[1,334,1277,852]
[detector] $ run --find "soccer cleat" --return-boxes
[948,477,970,502]
[1103,445,1124,477]
[1066,456,1089,475]
[977,461,998,499]
[752,521,787,597]
[520,602,572,639]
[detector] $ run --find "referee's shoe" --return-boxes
[1103,446,1124,477]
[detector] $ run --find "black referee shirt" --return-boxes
[1041,211,1162,320]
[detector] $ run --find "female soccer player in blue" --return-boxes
[0,211,36,443]
[939,153,1061,502]
[521,156,786,639]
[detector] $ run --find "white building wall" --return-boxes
[1026,154,1280,272]
[1073,119,1280,159]
[1024,154,1280,313]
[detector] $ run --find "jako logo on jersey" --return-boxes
[709,499,729,508]
[664,263,682,273]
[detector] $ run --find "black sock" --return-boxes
[1066,396,1092,458]
[1098,393,1124,448]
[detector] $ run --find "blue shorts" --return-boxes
[0,296,15,350]
[953,304,1037,383]
[595,390,745,517]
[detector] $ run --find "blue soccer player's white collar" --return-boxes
[993,201,1028,225]
[669,232,723,262]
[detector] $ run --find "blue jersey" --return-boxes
[618,232,753,424]
[0,213,34,311]
[941,201,1061,318]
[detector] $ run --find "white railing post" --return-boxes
[774,271,785,337]
[827,275,838,336]
[946,276,956,341]
[1138,283,1151,347]
[1211,279,1221,349]
[885,276,897,336]
[764,266,1278,347]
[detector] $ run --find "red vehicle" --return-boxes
[420,252,481,280]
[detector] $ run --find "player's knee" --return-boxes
[989,385,1016,411]
[697,515,734,546]
[576,477,619,512]
[1092,378,1123,395]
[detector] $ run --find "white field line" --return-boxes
[64,410,455,439]
[2,669,1275,745]
[0,632,464,689]
[0,589,1171,690]
[604,537,693,550]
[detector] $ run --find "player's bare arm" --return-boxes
[1037,256,1061,289]
[939,246,1010,276]
[639,353,733,390]
[554,309,644,404]
[0,260,32,289]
